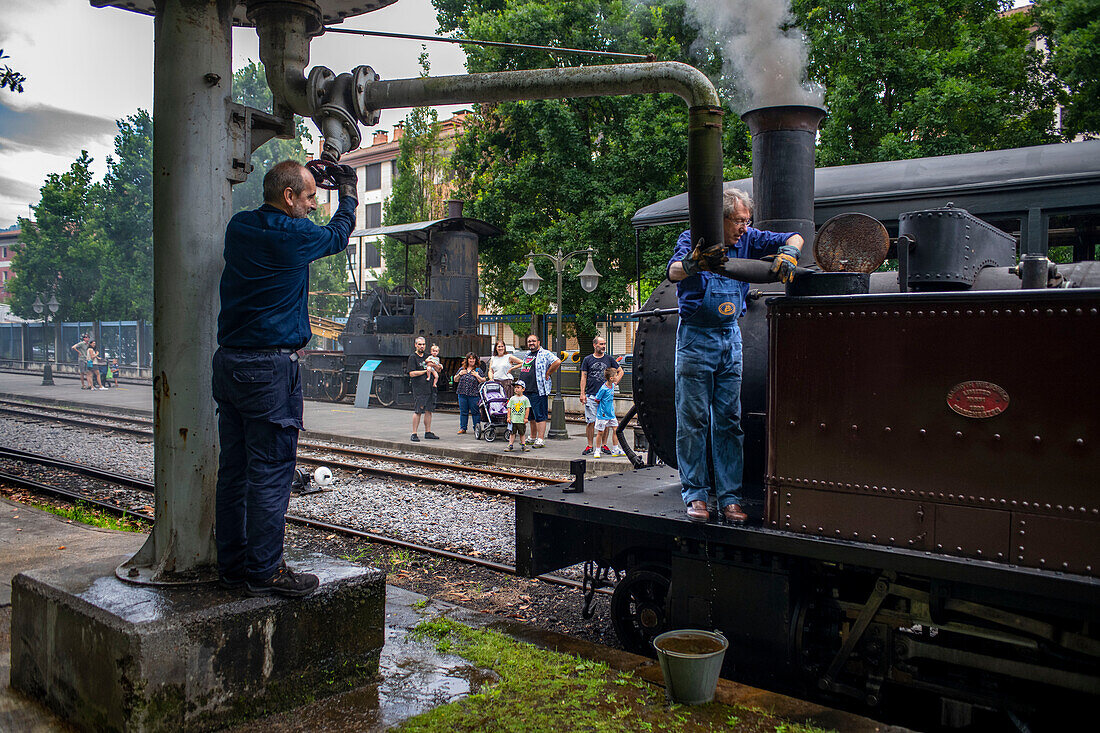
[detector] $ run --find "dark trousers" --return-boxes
[212,348,304,582]
[457,393,481,431]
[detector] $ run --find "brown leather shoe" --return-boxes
[721,503,747,524]
[686,500,709,523]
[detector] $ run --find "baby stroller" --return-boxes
[473,381,510,442]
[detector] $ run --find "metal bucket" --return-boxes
[652,629,729,705]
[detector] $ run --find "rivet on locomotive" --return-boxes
[515,105,1100,727]
[300,200,499,406]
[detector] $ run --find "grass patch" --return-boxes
[398,617,836,733]
[32,500,147,532]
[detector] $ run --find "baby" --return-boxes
[425,344,442,388]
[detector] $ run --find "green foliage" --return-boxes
[91,110,154,320]
[231,61,314,213]
[28,500,148,533]
[0,49,26,92]
[11,152,102,321]
[1033,0,1100,138]
[791,0,1061,165]
[434,0,750,335]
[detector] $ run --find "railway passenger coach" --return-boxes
[516,136,1100,729]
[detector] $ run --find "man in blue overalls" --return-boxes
[213,159,357,596]
[667,188,803,523]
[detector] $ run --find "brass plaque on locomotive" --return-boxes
[946,381,1009,418]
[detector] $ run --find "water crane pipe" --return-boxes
[247,0,324,122]
[353,62,727,257]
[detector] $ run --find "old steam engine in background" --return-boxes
[301,200,498,405]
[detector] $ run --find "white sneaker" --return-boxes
[610,447,625,457]
[590,450,601,459]
[533,438,545,448]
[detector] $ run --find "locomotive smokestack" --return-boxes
[447,199,464,219]
[741,104,825,264]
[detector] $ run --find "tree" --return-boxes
[433,0,751,336]
[10,153,102,320]
[91,110,153,320]
[1,49,26,93]
[1033,0,1100,138]
[790,0,1061,165]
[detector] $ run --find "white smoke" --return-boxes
[682,0,824,112]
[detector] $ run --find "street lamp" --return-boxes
[519,248,601,439]
[32,294,60,386]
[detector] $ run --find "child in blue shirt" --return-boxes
[591,367,625,458]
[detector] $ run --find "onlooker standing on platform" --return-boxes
[454,352,486,434]
[87,340,104,390]
[408,336,439,442]
[591,367,626,459]
[213,158,357,597]
[515,334,560,448]
[488,339,522,391]
[506,382,531,452]
[72,334,92,390]
[95,348,109,388]
[578,336,623,456]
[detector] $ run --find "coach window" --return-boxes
[365,163,381,192]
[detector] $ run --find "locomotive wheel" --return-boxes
[611,567,671,655]
[322,373,345,402]
[373,378,396,407]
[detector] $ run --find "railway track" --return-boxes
[0,445,593,593]
[0,397,565,494]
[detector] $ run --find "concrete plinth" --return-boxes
[10,552,385,732]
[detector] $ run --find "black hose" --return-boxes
[616,405,646,469]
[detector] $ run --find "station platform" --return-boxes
[0,372,638,476]
[0,500,899,732]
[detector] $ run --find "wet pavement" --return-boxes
[0,371,636,475]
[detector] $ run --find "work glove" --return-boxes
[770,243,800,284]
[333,164,358,201]
[679,238,727,277]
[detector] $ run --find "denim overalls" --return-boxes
[674,272,745,510]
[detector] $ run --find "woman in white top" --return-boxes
[488,339,522,390]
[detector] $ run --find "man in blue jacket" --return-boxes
[667,188,802,524]
[213,159,356,596]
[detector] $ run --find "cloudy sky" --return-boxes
[0,0,468,227]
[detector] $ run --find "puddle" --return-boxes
[231,607,498,732]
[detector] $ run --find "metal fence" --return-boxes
[0,320,153,378]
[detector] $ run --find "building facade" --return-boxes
[0,228,19,302]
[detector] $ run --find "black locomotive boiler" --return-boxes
[514,109,1100,728]
[301,200,499,406]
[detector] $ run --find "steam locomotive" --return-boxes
[300,201,497,406]
[515,129,1100,729]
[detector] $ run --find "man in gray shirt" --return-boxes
[71,334,91,390]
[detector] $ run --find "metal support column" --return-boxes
[120,0,233,582]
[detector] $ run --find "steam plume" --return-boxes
[683,0,824,111]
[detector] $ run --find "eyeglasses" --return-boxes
[727,217,752,226]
